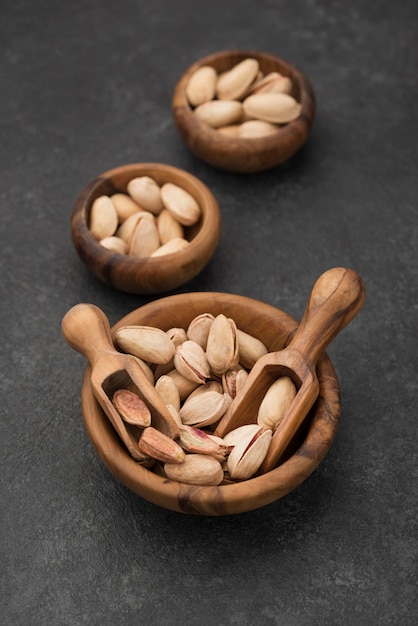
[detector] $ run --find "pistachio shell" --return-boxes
[222,366,248,399]
[227,426,272,480]
[187,313,214,349]
[216,58,259,101]
[249,72,292,96]
[256,376,297,431]
[115,325,175,364]
[128,213,160,257]
[111,193,143,222]
[160,183,201,226]
[243,92,302,124]
[116,211,145,243]
[150,237,189,257]
[165,369,200,401]
[194,100,243,129]
[178,425,228,460]
[222,423,261,447]
[238,120,280,139]
[166,327,188,348]
[206,314,239,375]
[179,390,230,427]
[187,380,224,400]
[186,65,217,106]
[155,374,181,411]
[237,329,268,369]
[99,236,128,255]
[164,454,224,486]
[174,340,211,384]
[156,208,185,244]
[127,176,163,215]
[89,195,118,240]
[217,124,241,137]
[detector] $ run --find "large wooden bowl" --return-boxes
[80,293,341,515]
[71,163,221,294]
[172,50,315,174]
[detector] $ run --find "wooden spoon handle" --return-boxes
[62,303,115,367]
[288,267,365,366]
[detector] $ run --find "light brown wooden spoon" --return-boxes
[62,303,180,461]
[214,267,365,473]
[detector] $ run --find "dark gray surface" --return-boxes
[1,1,417,624]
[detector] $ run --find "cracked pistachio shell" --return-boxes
[227,426,272,480]
[216,58,260,101]
[257,376,297,431]
[186,65,218,106]
[155,374,181,412]
[116,211,145,243]
[110,193,143,222]
[166,327,188,347]
[160,183,201,227]
[128,213,160,258]
[222,366,248,399]
[115,325,175,364]
[89,195,118,240]
[179,391,230,427]
[243,92,302,124]
[249,72,292,96]
[194,100,243,129]
[174,340,211,384]
[164,453,224,486]
[206,314,239,376]
[127,176,163,215]
[157,208,184,244]
[237,329,268,369]
[187,313,214,349]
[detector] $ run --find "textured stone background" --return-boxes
[1,1,417,624]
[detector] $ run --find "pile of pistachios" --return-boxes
[111,312,297,486]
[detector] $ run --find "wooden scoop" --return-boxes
[214,267,365,473]
[62,303,180,461]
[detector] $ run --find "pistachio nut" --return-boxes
[112,389,151,428]
[116,211,144,243]
[226,424,272,480]
[165,369,200,400]
[249,71,292,96]
[150,237,189,257]
[156,208,185,244]
[164,453,224,486]
[177,424,228,461]
[89,195,118,240]
[179,390,230,427]
[222,366,248,399]
[155,374,181,411]
[257,376,297,431]
[174,340,211,384]
[110,192,143,222]
[206,314,239,376]
[115,325,175,364]
[243,92,302,124]
[160,183,201,226]
[237,329,268,369]
[187,380,224,400]
[99,236,128,255]
[138,426,185,464]
[216,58,259,101]
[128,212,160,257]
[186,313,214,349]
[217,124,241,137]
[194,100,243,129]
[127,176,163,215]
[185,65,218,106]
[238,120,280,139]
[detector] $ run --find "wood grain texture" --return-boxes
[80,292,341,515]
[172,49,315,173]
[71,163,221,294]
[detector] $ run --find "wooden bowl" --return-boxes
[172,50,315,174]
[80,293,340,516]
[71,163,222,294]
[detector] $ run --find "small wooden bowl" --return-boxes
[172,50,315,174]
[80,293,341,516]
[71,163,222,294]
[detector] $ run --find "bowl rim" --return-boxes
[172,49,316,173]
[80,292,341,515]
[70,162,222,293]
